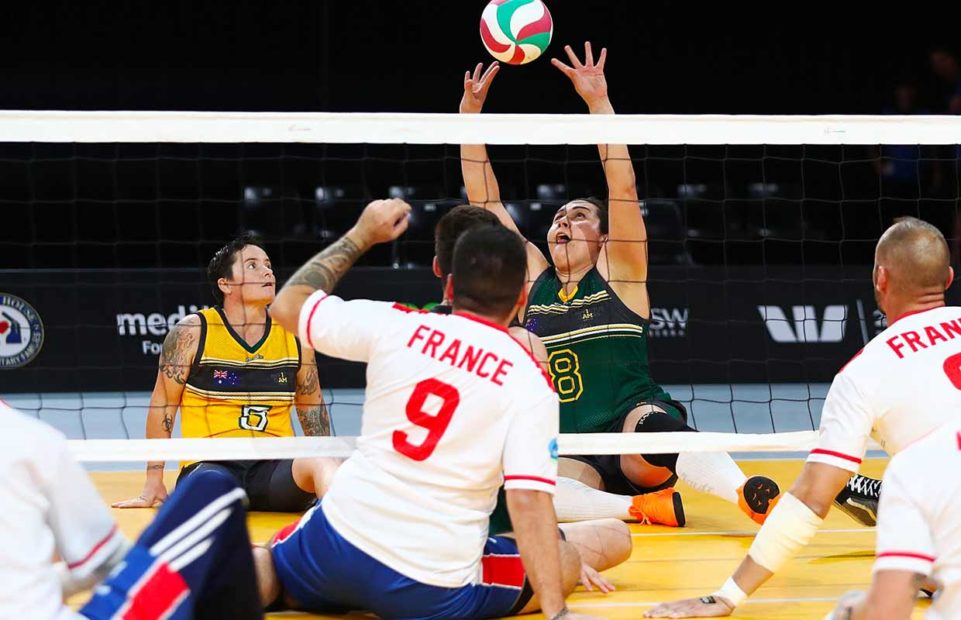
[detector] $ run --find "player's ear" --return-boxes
[443,274,455,303]
[947,266,955,290]
[875,266,889,293]
[432,256,443,279]
[515,285,528,315]
[218,277,231,298]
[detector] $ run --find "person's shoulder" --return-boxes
[892,424,960,471]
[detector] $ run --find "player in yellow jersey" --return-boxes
[115,235,340,512]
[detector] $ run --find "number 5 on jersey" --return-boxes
[393,379,460,461]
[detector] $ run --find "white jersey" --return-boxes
[873,425,961,620]
[809,306,961,472]
[299,291,558,588]
[0,401,126,620]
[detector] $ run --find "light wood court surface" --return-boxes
[82,458,930,619]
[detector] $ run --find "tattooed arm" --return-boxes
[270,198,412,336]
[295,343,332,436]
[113,314,201,508]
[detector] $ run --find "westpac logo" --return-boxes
[650,307,688,338]
[757,305,847,344]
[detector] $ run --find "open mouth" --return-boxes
[262,283,274,288]
[555,233,571,244]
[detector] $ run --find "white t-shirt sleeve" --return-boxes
[47,435,126,585]
[502,385,559,495]
[297,290,398,362]
[873,460,936,576]
[807,371,873,472]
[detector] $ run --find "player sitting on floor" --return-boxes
[114,235,339,513]
[460,45,780,527]
[263,198,605,619]
[646,217,958,617]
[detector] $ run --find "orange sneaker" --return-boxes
[737,475,782,524]
[628,487,685,527]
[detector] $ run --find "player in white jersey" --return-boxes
[263,198,600,619]
[825,423,961,620]
[646,216,958,617]
[0,400,264,619]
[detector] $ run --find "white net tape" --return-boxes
[67,431,832,463]
[2,110,961,144]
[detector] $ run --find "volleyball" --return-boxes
[480,0,553,65]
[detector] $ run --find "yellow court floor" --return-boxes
[82,458,930,619]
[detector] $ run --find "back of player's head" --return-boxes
[450,225,526,320]
[876,217,951,292]
[207,233,267,304]
[434,205,501,278]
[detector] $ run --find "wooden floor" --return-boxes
[82,458,930,619]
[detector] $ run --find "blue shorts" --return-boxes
[270,505,533,619]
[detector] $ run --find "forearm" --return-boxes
[461,143,502,205]
[507,491,567,617]
[144,388,176,473]
[588,98,637,201]
[296,402,331,437]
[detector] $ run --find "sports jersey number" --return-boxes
[239,405,270,432]
[393,378,460,461]
[943,352,961,390]
[548,349,584,403]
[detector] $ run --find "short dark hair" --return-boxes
[434,205,502,278]
[207,233,268,305]
[570,197,608,235]
[451,225,526,318]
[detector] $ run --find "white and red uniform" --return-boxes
[0,401,126,620]
[297,291,558,588]
[873,424,961,619]
[809,306,961,471]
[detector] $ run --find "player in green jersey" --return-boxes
[459,44,781,526]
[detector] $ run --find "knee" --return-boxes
[601,519,632,567]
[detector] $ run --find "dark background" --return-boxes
[0,1,957,114]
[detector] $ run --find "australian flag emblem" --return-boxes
[213,369,240,387]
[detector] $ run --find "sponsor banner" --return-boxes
[1,266,957,392]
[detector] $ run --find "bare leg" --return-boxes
[517,540,583,614]
[559,519,632,571]
[252,546,280,607]
[291,457,342,497]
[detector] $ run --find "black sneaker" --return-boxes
[834,474,881,526]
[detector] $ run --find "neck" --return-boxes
[222,300,269,340]
[554,261,594,294]
[886,290,947,323]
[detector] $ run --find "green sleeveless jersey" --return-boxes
[524,267,671,434]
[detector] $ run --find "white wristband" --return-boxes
[713,577,747,608]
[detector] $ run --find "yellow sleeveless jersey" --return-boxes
[180,307,300,441]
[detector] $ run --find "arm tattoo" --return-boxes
[159,322,196,385]
[162,414,173,433]
[298,366,320,396]
[286,235,363,293]
[297,402,332,437]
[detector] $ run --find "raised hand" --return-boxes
[353,198,412,246]
[460,62,501,114]
[551,42,609,109]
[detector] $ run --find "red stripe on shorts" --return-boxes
[122,562,189,619]
[482,554,526,589]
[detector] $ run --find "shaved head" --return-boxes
[876,217,951,293]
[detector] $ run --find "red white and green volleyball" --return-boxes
[480,0,553,65]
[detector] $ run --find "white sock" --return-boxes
[675,452,747,504]
[553,477,633,522]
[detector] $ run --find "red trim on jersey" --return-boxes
[122,562,190,619]
[453,310,510,334]
[305,294,330,349]
[482,554,526,589]
[67,524,119,569]
[876,550,935,563]
[504,475,556,486]
[392,303,428,314]
[889,305,945,326]
[837,348,864,374]
[809,448,862,464]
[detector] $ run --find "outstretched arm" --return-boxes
[553,44,648,290]
[460,62,549,282]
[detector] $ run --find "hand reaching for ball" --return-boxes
[552,42,610,109]
[460,62,500,114]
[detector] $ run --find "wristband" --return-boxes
[712,576,747,608]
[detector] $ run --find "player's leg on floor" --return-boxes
[620,403,781,524]
[833,473,881,526]
[557,457,683,526]
[558,519,632,571]
[516,540,582,615]
[80,469,262,620]
[291,456,341,498]
[245,459,319,512]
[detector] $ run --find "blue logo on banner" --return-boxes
[0,293,44,369]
